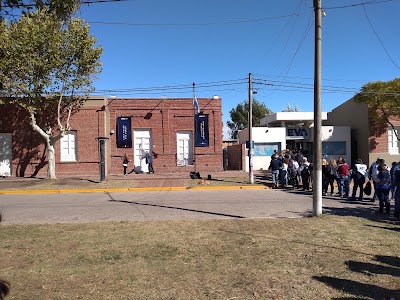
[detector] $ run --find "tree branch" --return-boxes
[57,90,64,131]
[29,111,49,140]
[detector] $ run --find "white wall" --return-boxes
[317,125,352,165]
[238,126,352,172]
[239,127,286,172]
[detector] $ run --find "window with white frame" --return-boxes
[388,127,399,154]
[176,131,193,166]
[61,131,77,162]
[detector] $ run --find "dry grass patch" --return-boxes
[0,216,399,299]
[189,176,257,187]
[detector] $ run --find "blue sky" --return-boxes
[77,0,400,136]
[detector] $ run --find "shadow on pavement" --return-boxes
[105,193,246,219]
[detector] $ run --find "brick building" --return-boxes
[0,96,224,177]
[327,98,400,165]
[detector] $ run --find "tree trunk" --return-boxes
[46,138,57,179]
[30,112,62,180]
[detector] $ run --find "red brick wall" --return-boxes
[0,103,104,177]
[107,98,223,175]
[1,97,223,177]
[369,117,400,153]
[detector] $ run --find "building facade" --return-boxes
[0,96,223,177]
[327,98,400,166]
[236,112,351,171]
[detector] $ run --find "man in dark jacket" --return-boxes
[269,154,282,188]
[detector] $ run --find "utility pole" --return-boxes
[193,82,197,176]
[313,0,323,216]
[248,73,254,184]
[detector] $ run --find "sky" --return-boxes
[75,0,400,137]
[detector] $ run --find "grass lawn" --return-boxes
[0,216,399,299]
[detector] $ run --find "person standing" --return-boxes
[145,151,154,174]
[337,157,350,198]
[288,158,299,188]
[322,158,329,196]
[122,153,130,176]
[369,158,382,202]
[376,164,392,214]
[390,161,399,200]
[281,157,289,187]
[269,154,282,188]
[327,158,338,195]
[300,157,311,191]
[349,158,368,201]
[393,166,400,219]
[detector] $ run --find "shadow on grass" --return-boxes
[365,224,400,233]
[0,279,10,299]
[314,253,400,299]
[313,275,400,299]
[106,193,246,219]
[347,260,400,277]
[375,255,400,268]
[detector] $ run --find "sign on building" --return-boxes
[286,127,310,140]
[117,117,132,148]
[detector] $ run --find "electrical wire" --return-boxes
[82,78,248,96]
[360,0,400,70]
[88,13,302,27]
[259,0,306,76]
[263,12,314,97]
[254,80,400,96]
[253,73,373,84]
[0,0,129,8]
[324,0,395,10]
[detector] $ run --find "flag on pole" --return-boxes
[193,96,200,114]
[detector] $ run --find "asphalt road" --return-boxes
[0,189,381,224]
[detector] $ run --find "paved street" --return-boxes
[0,189,381,224]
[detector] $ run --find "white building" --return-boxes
[238,112,351,171]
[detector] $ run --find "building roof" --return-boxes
[260,112,328,127]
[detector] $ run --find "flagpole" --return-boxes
[193,82,197,176]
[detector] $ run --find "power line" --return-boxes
[360,0,400,70]
[87,13,302,27]
[324,0,395,10]
[259,0,307,76]
[253,73,373,84]
[84,78,248,95]
[254,80,400,96]
[0,0,129,8]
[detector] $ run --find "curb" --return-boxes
[0,185,268,195]
[189,185,267,191]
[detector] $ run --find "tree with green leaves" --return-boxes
[354,78,400,139]
[227,98,272,139]
[1,0,80,21]
[0,8,102,179]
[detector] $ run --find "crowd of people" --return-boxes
[268,150,400,219]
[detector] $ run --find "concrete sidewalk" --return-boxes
[0,170,270,194]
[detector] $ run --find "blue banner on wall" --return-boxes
[117,117,132,148]
[195,114,209,147]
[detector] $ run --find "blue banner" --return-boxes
[195,114,209,147]
[117,117,132,148]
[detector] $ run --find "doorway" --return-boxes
[133,129,151,173]
[0,133,12,177]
